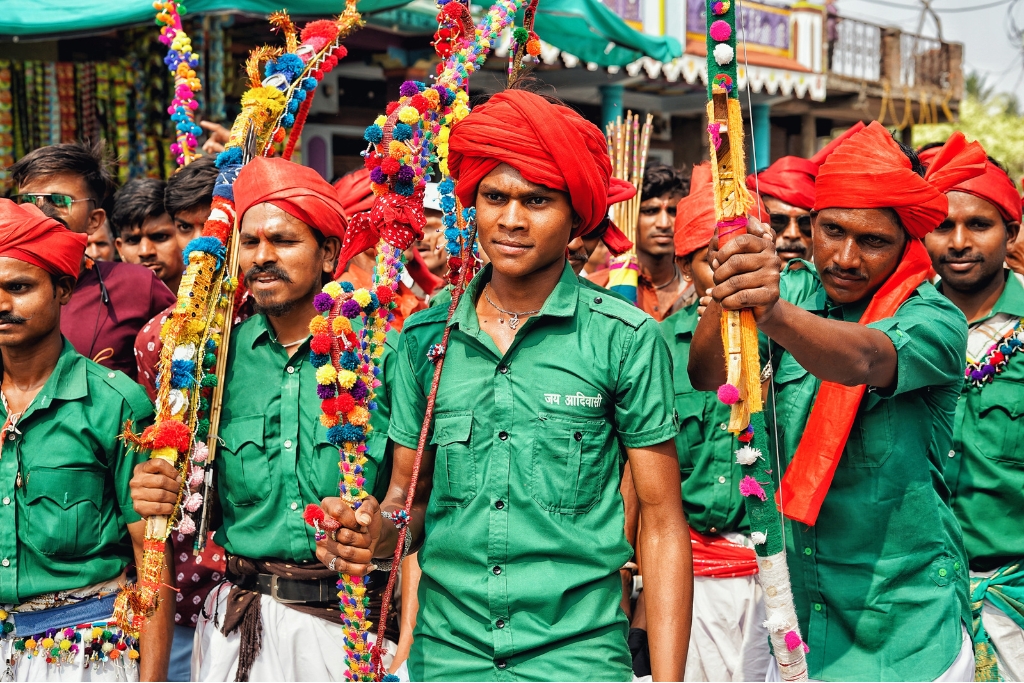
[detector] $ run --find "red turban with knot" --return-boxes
[677,164,769,258]
[746,121,865,211]
[234,156,348,240]
[918,145,1022,224]
[448,89,612,239]
[334,168,376,217]
[814,122,987,239]
[0,199,87,278]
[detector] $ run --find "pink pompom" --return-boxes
[191,441,209,463]
[176,514,196,535]
[184,492,203,513]
[785,630,810,653]
[710,20,732,42]
[739,475,768,501]
[717,383,740,405]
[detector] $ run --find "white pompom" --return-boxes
[714,44,735,66]
[735,445,763,465]
[762,612,791,633]
[751,531,767,545]
[172,343,197,361]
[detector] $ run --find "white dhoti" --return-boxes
[192,582,396,682]
[685,573,772,682]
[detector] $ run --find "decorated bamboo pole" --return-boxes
[704,1,808,679]
[604,110,652,302]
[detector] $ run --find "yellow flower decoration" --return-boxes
[323,281,342,299]
[337,369,358,389]
[316,365,338,385]
[422,88,440,107]
[374,114,387,126]
[389,140,406,159]
[437,126,450,143]
[398,106,420,125]
[352,289,372,307]
[309,316,329,335]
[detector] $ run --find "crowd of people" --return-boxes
[0,82,1022,683]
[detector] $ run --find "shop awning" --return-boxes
[533,0,681,67]
[0,0,412,38]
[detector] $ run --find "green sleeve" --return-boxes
[614,319,680,449]
[367,332,398,501]
[114,400,155,526]
[387,330,430,449]
[867,285,968,397]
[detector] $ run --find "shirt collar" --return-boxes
[249,313,273,349]
[6,339,88,421]
[449,261,581,331]
[988,269,1024,319]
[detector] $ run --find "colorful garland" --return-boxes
[966,318,1024,387]
[155,1,203,166]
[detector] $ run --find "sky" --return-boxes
[837,0,1024,100]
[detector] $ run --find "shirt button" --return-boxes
[718,476,726,484]
[492,565,502,575]
[938,568,948,577]
[108,372,116,378]
[287,366,296,374]
[594,297,602,304]
[284,440,293,449]
[719,423,727,431]
[574,432,582,441]
[499,431,508,441]
[496,660,508,670]
[1,559,9,567]
[6,434,13,441]
[496,618,506,629]
[2,497,9,505]
[709,526,717,533]
[498,365,508,374]
[813,603,822,612]
[804,547,813,556]
[290,502,298,511]
[495,500,505,510]
[948,450,955,458]
[954,561,961,571]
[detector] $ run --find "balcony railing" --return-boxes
[830,16,881,82]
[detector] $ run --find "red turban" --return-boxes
[676,163,769,258]
[746,122,865,210]
[234,157,347,240]
[918,145,1022,224]
[334,168,376,217]
[815,122,987,239]
[0,199,86,278]
[449,89,611,239]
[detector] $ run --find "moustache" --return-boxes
[567,248,589,263]
[244,264,293,286]
[0,312,28,325]
[822,264,867,281]
[939,253,984,264]
[776,239,807,254]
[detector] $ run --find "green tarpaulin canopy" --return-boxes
[1,0,680,68]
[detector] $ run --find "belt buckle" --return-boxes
[268,575,304,604]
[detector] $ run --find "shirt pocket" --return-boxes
[429,411,476,508]
[220,415,270,507]
[843,392,894,468]
[530,414,606,514]
[674,391,705,475]
[313,426,341,502]
[24,467,103,557]
[975,380,1024,464]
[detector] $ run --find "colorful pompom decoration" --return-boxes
[711,1,731,15]
[785,630,810,653]
[714,43,734,66]
[717,383,740,405]
[710,20,732,42]
[739,475,768,502]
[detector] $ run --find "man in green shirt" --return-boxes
[921,144,1024,681]
[690,122,981,681]
[319,88,691,681]
[128,157,397,681]
[0,199,171,681]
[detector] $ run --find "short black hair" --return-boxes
[642,162,686,201]
[165,155,217,219]
[894,137,925,178]
[110,177,167,238]
[9,140,115,205]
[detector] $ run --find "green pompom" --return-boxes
[513,27,529,44]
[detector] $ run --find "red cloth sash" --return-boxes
[690,527,758,578]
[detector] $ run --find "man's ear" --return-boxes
[322,235,341,276]
[1006,220,1021,250]
[678,254,694,281]
[55,275,76,305]
[87,207,106,236]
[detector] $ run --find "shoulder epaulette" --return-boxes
[585,291,651,330]
[87,363,155,419]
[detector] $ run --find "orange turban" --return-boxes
[814,122,987,239]
[675,163,769,258]
[234,157,348,240]
[746,122,865,211]
[918,145,1022,224]
[0,199,86,278]
[449,89,612,239]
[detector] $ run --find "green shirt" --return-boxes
[944,269,1024,571]
[213,313,395,562]
[765,265,971,682]
[0,339,153,604]
[660,301,748,534]
[389,262,678,682]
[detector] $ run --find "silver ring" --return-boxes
[328,556,339,572]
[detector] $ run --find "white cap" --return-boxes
[423,182,442,212]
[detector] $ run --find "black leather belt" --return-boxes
[234,574,336,604]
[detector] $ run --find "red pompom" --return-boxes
[322,56,337,71]
[300,19,341,44]
[364,153,382,170]
[386,101,400,115]
[303,503,325,527]
[337,393,356,414]
[434,41,451,57]
[272,126,286,142]
[380,158,400,175]
[311,69,324,81]
[448,256,463,270]
[310,332,332,355]
[321,397,339,415]
[152,420,192,452]
[992,351,1005,365]
[375,285,394,305]
[410,94,429,113]
[333,45,348,60]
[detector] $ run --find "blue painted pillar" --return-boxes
[600,84,624,128]
[751,102,771,171]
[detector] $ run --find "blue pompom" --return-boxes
[170,359,196,389]
[282,113,296,128]
[439,177,454,192]
[287,98,300,114]
[309,352,330,367]
[392,122,413,142]
[339,351,359,370]
[327,425,346,446]
[183,236,227,268]
[293,88,307,103]
[338,423,366,443]
[394,180,415,197]
[340,281,355,293]
[215,147,243,168]
[302,77,318,91]
[364,124,383,144]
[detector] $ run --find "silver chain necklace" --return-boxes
[483,287,541,331]
[652,264,681,290]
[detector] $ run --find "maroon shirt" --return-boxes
[62,260,176,380]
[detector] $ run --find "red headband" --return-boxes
[234,156,348,240]
[0,199,86,278]
[918,146,1021,224]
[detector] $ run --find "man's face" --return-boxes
[635,193,680,258]
[239,203,338,317]
[86,221,116,262]
[679,247,714,299]
[171,203,210,251]
[115,213,184,289]
[17,173,104,235]
[0,257,73,349]
[567,232,603,275]
[475,163,578,279]
[415,209,447,276]
[763,195,813,263]
[926,191,1019,295]
[812,207,907,305]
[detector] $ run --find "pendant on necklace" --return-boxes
[508,314,521,330]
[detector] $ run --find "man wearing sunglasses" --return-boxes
[9,141,176,380]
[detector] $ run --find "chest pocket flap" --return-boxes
[220,415,269,506]
[25,467,103,556]
[976,380,1024,463]
[430,412,476,507]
